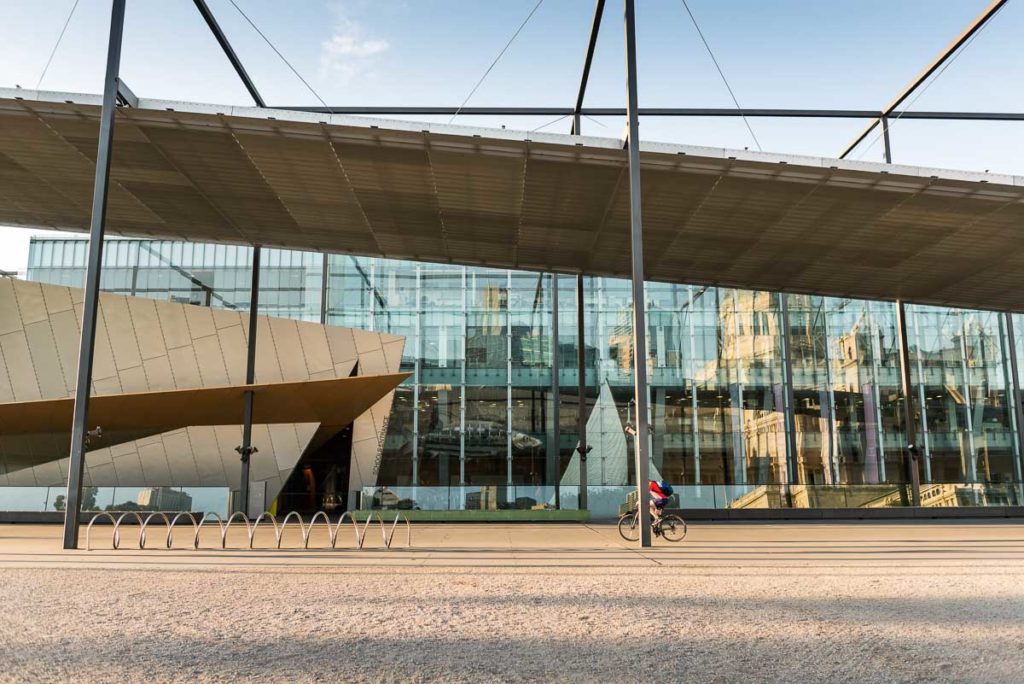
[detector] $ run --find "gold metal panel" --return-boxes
[99,295,142,371]
[217,323,248,385]
[192,334,229,387]
[126,297,166,360]
[156,299,192,350]
[40,282,73,316]
[49,309,80,393]
[0,279,23,336]
[266,317,310,381]
[167,345,201,388]
[252,317,282,384]
[23,320,64,399]
[296,324,333,376]
[14,281,48,326]
[142,355,175,391]
[183,304,217,341]
[0,331,41,401]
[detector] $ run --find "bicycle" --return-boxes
[617,503,687,542]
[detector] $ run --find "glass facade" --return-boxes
[26,237,1024,512]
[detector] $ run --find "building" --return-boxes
[136,487,192,511]
[18,236,1024,516]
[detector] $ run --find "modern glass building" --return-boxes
[25,236,1024,515]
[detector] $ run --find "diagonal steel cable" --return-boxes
[36,0,81,90]
[226,0,335,114]
[680,0,762,151]
[449,0,545,124]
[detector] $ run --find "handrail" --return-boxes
[167,512,198,549]
[139,512,171,549]
[85,512,118,550]
[84,509,413,551]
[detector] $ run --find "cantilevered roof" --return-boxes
[2,88,1023,311]
[0,373,408,458]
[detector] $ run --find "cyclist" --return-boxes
[648,479,673,529]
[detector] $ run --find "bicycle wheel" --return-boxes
[658,514,687,542]
[617,512,640,541]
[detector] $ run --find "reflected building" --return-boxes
[21,237,1024,511]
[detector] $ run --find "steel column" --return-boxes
[62,0,127,551]
[1003,313,1024,482]
[895,301,922,507]
[319,252,329,325]
[551,273,561,508]
[880,116,892,164]
[778,293,799,501]
[623,0,651,547]
[237,245,261,515]
[576,274,589,510]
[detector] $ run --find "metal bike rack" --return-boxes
[167,512,198,549]
[84,509,413,551]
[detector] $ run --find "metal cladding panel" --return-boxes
[0,278,407,502]
[3,95,1024,310]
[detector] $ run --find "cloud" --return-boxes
[319,9,389,82]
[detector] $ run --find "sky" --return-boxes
[1,0,1022,272]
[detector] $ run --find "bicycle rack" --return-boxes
[84,509,413,551]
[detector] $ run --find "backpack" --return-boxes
[658,481,674,496]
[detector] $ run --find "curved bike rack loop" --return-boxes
[303,511,333,549]
[85,512,118,550]
[112,511,146,550]
[195,512,225,549]
[139,512,171,550]
[331,511,362,549]
[221,511,251,548]
[277,511,306,549]
[167,512,198,549]
[249,512,281,549]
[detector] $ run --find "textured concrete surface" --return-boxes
[1,522,1023,683]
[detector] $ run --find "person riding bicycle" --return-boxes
[648,479,673,528]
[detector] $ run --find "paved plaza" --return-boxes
[1,521,1023,682]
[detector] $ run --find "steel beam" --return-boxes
[193,0,266,108]
[62,0,127,550]
[237,245,261,514]
[839,0,1008,159]
[576,274,589,510]
[571,0,606,135]
[623,0,651,547]
[276,105,1024,121]
[895,301,922,507]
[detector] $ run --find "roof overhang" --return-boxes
[2,88,1023,311]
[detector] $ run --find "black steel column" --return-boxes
[319,252,329,325]
[778,293,799,503]
[576,274,589,510]
[62,0,126,550]
[880,115,892,164]
[551,273,561,508]
[624,0,651,547]
[895,300,922,506]
[1004,313,1024,480]
[237,245,261,514]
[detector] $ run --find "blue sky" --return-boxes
[1,0,1022,269]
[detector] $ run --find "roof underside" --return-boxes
[2,92,1023,311]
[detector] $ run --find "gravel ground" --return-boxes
[2,564,1023,683]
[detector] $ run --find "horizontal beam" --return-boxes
[275,105,1024,121]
